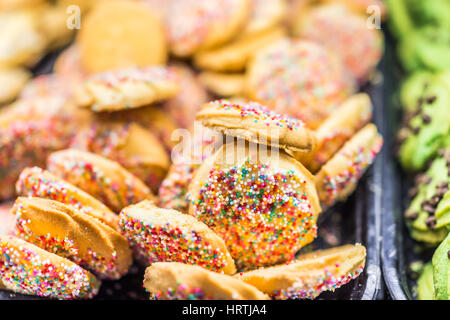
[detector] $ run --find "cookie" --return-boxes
[323,0,387,19]
[16,167,119,230]
[0,10,46,68]
[241,0,287,38]
[235,244,366,299]
[295,93,373,173]
[199,72,246,97]
[0,235,100,299]
[315,123,383,209]
[77,0,167,73]
[47,149,155,213]
[0,67,30,105]
[194,27,286,72]
[164,0,251,57]
[293,3,384,83]
[144,262,269,300]
[0,97,90,200]
[75,66,179,112]
[12,197,132,279]
[71,121,170,193]
[246,38,356,129]
[53,44,87,79]
[19,74,75,101]
[188,141,321,270]
[196,99,317,153]
[0,0,44,11]
[0,202,14,236]
[119,200,236,274]
[37,3,75,50]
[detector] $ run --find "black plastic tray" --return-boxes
[0,47,386,300]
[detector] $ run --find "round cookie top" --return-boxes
[246,38,355,129]
[16,166,119,230]
[242,0,287,38]
[12,197,132,280]
[144,262,269,300]
[0,235,100,299]
[164,0,250,57]
[188,141,321,270]
[75,66,179,112]
[47,149,155,213]
[236,244,366,299]
[196,99,317,153]
[119,200,236,275]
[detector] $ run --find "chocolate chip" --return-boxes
[417,97,424,108]
[405,211,419,220]
[412,127,420,135]
[415,173,429,185]
[426,96,437,104]
[408,187,419,199]
[429,195,441,207]
[421,201,436,214]
[421,114,431,124]
[438,149,445,157]
[437,182,449,189]
[436,187,448,197]
[448,251,450,259]
[425,216,436,229]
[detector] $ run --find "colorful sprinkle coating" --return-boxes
[272,265,364,299]
[320,137,383,207]
[12,202,121,279]
[119,211,232,273]
[191,159,318,270]
[249,39,355,128]
[149,285,213,300]
[211,99,305,131]
[0,236,100,299]
[48,150,152,212]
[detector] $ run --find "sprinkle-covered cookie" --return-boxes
[48,149,155,213]
[196,99,317,153]
[315,123,383,209]
[16,167,119,230]
[75,66,179,112]
[189,141,321,270]
[235,244,366,299]
[0,235,100,299]
[12,197,132,279]
[119,201,236,275]
[144,262,269,300]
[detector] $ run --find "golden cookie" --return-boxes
[236,244,366,299]
[241,0,287,38]
[119,200,236,275]
[77,0,167,73]
[194,27,286,72]
[75,66,179,112]
[47,149,155,213]
[38,4,75,50]
[164,0,251,57]
[16,167,119,230]
[0,0,44,11]
[0,235,100,299]
[294,3,384,83]
[199,71,246,97]
[246,37,356,129]
[315,123,383,209]
[71,121,170,193]
[321,0,387,19]
[295,93,373,173]
[0,67,30,105]
[197,99,317,153]
[12,197,132,279]
[144,262,269,300]
[188,141,321,270]
[0,97,90,200]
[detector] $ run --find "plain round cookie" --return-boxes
[188,141,321,270]
[196,100,317,153]
[77,0,167,73]
[0,67,30,105]
[16,167,119,230]
[12,197,132,279]
[295,93,372,173]
[0,235,100,299]
[164,0,251,57]
[246,38,355,129]
[48,149,155,213]
[144,262,269,300]
[315,123,383,209]
[119,200,236,275]
[75,66,179,112]
[235,244,366,299]
[199,72,246,97]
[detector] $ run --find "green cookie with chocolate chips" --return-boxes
[398,74,450,171]
[400,71,434,112]
[405,149,450,244]
[417,262,435,300]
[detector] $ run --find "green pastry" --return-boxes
[400,71,434,112]
[398,75,450,171]
[405,149,450,244]
[417,262,435,300]
[432,232,449,300]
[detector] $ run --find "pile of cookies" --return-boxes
[0,0,385,300]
